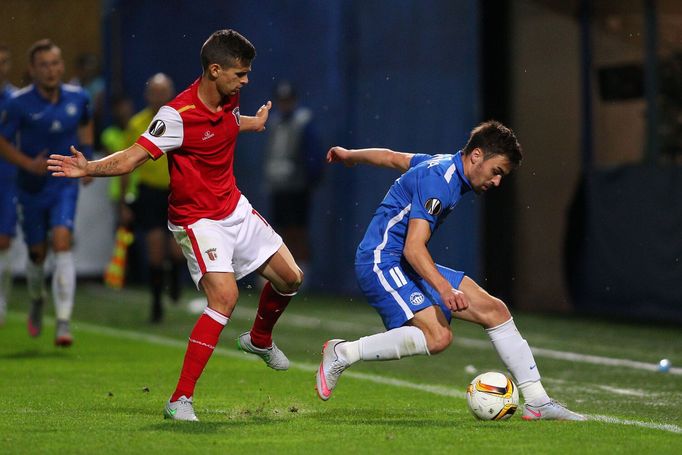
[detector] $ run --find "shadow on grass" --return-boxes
[146,415,287,433]
[0,348,72,360]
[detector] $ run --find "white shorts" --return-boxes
[168,195,283,288]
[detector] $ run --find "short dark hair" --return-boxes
[28,39,59,64]
[200,29,256,71]
[462,120,523,167]
[0,44,10,54]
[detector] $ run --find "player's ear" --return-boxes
[207,63,221,79]
[471,148,483,163]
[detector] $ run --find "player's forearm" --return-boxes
[403,242,452,294]
[346,148,413,171]
[0,137,34,170]
[85,148,138,176]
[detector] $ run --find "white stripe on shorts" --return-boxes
[372,204,413,319]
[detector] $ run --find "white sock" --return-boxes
[486,317,550,406]
[26,260,46,301]
[52,252,75,321]
[339,326,430,364]
[0,250,11,315]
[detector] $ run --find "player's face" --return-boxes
[467,150,513,194]
[30,48,64,91]
[216,63,251,97]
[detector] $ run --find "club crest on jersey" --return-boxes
[205,248,218,261]
[424,198,442,216]
[65,103,78,117]
[409,292,425,306]
[232,107,240,125]
[149,119,166,137]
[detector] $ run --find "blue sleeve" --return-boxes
[80,91,92,125]
[0,98,20,142]
[408,170,450,228]
[409,153,432,168]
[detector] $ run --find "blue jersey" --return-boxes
[0,82,18,179]
[355,151,472,265]
[0,83,90,193]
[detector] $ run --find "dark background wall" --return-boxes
[105,0,482,294]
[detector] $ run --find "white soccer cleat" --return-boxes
[316,339,350,401]
[54,320,73,347]
[522,400,587,421]
[237,331,290,370]
[164,395,199,421]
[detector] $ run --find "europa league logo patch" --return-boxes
[149,120,166,137]
[424,198,442,216]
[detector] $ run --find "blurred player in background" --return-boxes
[263,81,322,281]
[317,121,586,421]
[48,29,304,421]
[0,39,93,345]
[123,73,185,323]
[0,44,18,326]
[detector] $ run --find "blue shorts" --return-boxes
[0,177,18,237]
[18,183,79,246]
[355,259,465,330]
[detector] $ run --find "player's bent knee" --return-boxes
[426,328,452,354]
[278,267,304,294]
[480,297,511,328]
[492,297,511,320]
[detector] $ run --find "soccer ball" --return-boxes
[466,371,519,421]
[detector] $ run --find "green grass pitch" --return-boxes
[1,282,681,454]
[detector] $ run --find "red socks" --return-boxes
[249,282,293,348]
[170,308,227,401]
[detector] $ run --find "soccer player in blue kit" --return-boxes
[0,39,93,345]
[316,121,586,420]
[0,44,18,325]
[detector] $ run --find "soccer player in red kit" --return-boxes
[48,29,303,421]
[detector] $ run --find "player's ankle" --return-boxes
[519,380,550,407]
[337,340,359,364]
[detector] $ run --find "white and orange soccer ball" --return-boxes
[466,371,519,421]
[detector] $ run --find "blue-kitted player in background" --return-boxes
[0,39,93,346]
[0,44,18,326]
[316,121,586,420]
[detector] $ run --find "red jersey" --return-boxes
[136,78,242,226]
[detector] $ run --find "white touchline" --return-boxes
[66,318,681,435]
[228,306,682,376]
[7,313,681,434]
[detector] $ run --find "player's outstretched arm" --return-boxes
[48,143,150,178]
[239,101,272,132]
[326,146,414,172]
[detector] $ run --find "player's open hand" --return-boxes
[326,146,354,166]
[47,146,89,178]
[440,287,469,312]
[252,100,272,132]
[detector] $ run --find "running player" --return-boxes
[0,39,93,344]
[316,121,586,421]
[0,44,18,326]
[48,29,303,421]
